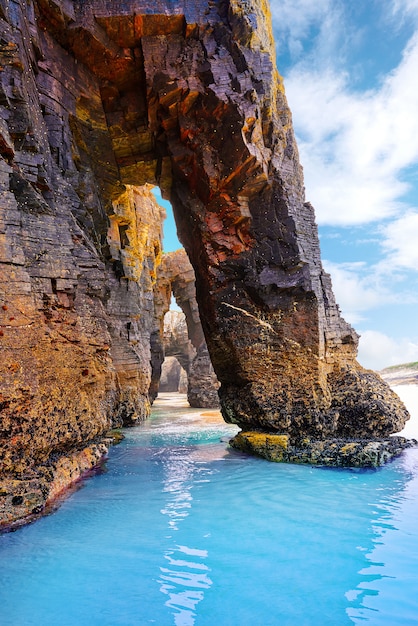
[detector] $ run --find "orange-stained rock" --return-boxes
[0,442,109,530]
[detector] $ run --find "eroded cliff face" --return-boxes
[0,0,169,524]
[0,0,410,525]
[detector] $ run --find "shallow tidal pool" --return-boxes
[1,392,418,625]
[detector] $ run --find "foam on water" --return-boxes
[1,392,418,625]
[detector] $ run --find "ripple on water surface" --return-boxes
[1,393,418,626]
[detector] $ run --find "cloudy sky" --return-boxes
[269,0,418,370]
[159,0,418,370]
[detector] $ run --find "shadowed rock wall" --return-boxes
[0,0,410,525]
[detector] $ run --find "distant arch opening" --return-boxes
[159,356,188,393]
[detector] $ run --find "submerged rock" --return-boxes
[230,432,416,467]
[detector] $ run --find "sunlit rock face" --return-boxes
[0,0,411,525]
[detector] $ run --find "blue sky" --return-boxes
[156,0,418,370]
[270,0,418,370]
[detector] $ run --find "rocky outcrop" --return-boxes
[0,441,110,530]
[230,432,416,467]
[0,0,411,529]
[159,310,193,393]
[187,344,220,408]
[0,0,168,526]
[154,250,220,407]
[159,356,187,393]
[163,309,195,374]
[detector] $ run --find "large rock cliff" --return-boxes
[0,0,410,525]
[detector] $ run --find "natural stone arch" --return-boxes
[0,0,410,528]
[35,0,407,439]
[162,310,194,377]
[159,356,187,394]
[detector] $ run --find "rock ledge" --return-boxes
[230,432,417,467]
[0,433,122,532]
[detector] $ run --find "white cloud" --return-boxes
[392,0,418,21]
[357,330,418,370]
[322,260,397,324]
[271,0,418,365]
[271,0,418,227]
[270,0,353,80]
[270,0,335,55]
[284,32,418,225]
[380,211,418,269]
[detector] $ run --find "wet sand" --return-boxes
[156,386,418,440]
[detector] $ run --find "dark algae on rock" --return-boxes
[230,432,416,467]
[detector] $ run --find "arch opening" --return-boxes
[159,356,188,394]
[0,0,411,529]
[149,213,221,408]
[68,5,396,437]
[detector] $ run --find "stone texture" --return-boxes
[0,1,166,526]
[0,441,109,531]
[187,344,220,408]
[230,432,416,467]
[0,0,411,529]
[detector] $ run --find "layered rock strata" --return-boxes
[0,0,169,526]
[0,0,411,528]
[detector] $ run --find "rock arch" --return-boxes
[0,0,410,525]
[41,0,406,439]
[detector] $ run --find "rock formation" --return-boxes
[0,0,411,526]
[154,250,220,407]
[159,356,187,393]
[162,309,195,375]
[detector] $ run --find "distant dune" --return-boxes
[390,385,418,439]
[379,362,418,386]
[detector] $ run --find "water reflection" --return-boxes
[346,448,418,624]
[1,393,417,625]
[160,451,194,531]
[159,546,212,626]
[157,446,213,625]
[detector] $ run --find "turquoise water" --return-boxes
[1,394,418,626]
